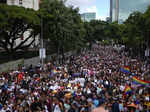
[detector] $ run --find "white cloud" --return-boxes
[86,6,97,13]
[85,6,106,20]
[66,0,96,7]
[66,0,107,21]
[66,0,96,13]
[99,16,106,21]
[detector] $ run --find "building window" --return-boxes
[19,0,23,5]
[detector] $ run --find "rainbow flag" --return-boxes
[132,76,150,86]
[120,66,130,74]
[124,85,132,95]
[53,69,57,74]
[51,69,58,75]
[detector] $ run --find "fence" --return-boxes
[0,50,77,72]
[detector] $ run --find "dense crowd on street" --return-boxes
[0,44,150,112]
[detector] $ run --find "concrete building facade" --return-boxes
[7,0,40,10]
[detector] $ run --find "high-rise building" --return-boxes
[81,12,96,22]
[7,0,40,10]
[111,0,150,22]
[110,0,112,22]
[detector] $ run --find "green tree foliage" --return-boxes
[104,22,122,43]
[143,5,150,48]
[83,20,109,43]
[0,4,40,54]
[111,6,150,57]
[40,0,85,57]
[90,20,108,41]
[122,11,149,57]
[124,12,144,47]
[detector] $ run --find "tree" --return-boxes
[90,20,108,41]
[123,12,145,57]
[143,5,150,49]
[83,20,109,43]
[0,4,40,56]
[40,0,85,63]
[104,22,123,44]
[83,21,94,43]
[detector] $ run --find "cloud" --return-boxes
[85,6,106,20]
[66,0,97,13]
[98,15,107,21]
[66,0,96,7]
[86,6,97,13]
[66,0,107,21]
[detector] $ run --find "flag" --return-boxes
[120,66,130,74]
[53,69,57,74]
[35,77,40,81]
[132,76,150,86]
[18,73,23,82]
[131,73,136,76]
[124,85,132,95]
[51,69,58,75]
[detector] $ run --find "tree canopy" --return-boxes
[0,4,40,54]
[0,1,150,62]
[40,0,85,56]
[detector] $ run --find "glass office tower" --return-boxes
[81,13,96,22]
[111,0,150,23]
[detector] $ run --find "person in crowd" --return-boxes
[0,44,149,112]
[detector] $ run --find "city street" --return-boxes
[0,0,150,112]
[0,44,149,111]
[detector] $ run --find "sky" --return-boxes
[66,0,110,21]
[119,0,150,20]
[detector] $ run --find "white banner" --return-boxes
[39,48,46,59]
[145,49,150,57]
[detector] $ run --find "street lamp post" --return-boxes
[41,17,44,69]
[39,15,46,70]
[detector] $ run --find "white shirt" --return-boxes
[120,85,125,91]
[54,105,61,112]
[0,109,6,112]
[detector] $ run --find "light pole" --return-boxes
[39,15,46,69]
[41,17,44,69]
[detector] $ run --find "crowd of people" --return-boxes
[0,44,149,112]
